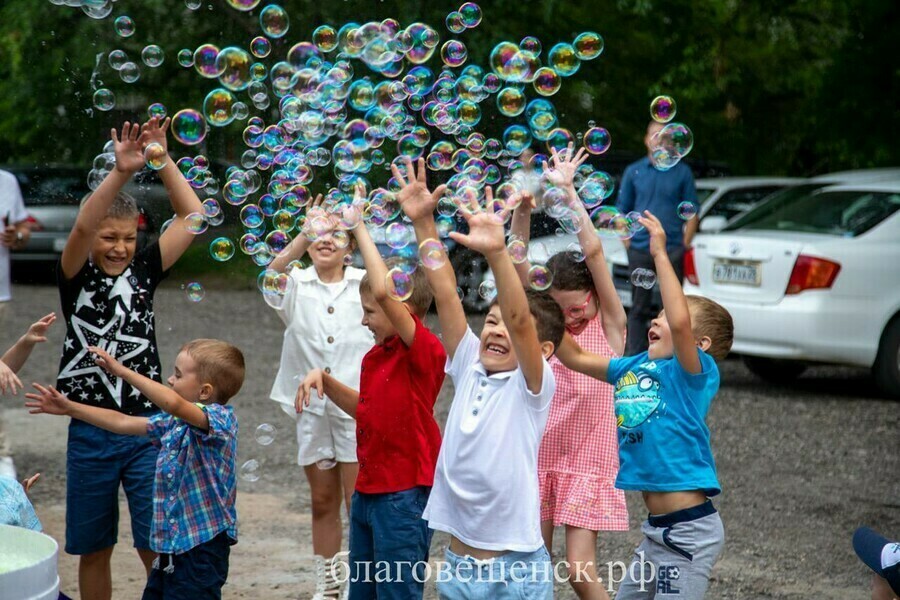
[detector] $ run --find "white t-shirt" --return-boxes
[422,327,555,552]
[0,170,28,302]
[266,265,374,420]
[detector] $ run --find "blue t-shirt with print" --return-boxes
[606,349,721,496]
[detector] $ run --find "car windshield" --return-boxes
[704,186,788,221]
[12,170,88,207]
[729,187,900,236]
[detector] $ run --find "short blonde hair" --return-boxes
[80,191,141,221]
[180,339,245,404]
[686,296,734,361]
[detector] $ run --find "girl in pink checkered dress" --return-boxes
[512,145,629,600]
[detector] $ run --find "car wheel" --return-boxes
[450,248,490,313]
[742,356,807,384]
[873,317,900,399]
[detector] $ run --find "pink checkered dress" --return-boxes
[539,316,629,531]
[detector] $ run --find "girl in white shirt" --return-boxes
[266,199,373,599]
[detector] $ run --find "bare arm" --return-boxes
[352,212,416,346]
[550,145,627,354]
[89,346,209,430]
[640,212,702,374]
[142,118,205,272]
[296,369,360,418]
[393,158,468,357]
[556,332,611,381]
[25,383,148,437]
[61,122,145,279]
[508,192,535,286]
[683,215,699,248]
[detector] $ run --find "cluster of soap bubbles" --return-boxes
[647,96,694,171]
[630,268,657,289]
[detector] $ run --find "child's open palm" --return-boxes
[112,122,146,174]
[88,346,127,378]
[24,313,56,345]
[637,211,668,258]
[0,360,22,395]
[392,157,447,222]
[24,383,70,416]
[449,187,506,256]
[140,116,171,154]
[546,143,588,189]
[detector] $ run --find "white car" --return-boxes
[684,180,900,397]
[694,177,805,226]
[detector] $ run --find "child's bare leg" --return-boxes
[79,546,114,600]
[565,526,610,600]
[541,519,555,553]
[304,464,344,559]
[137,548,156,576]
[338,461,359,516]
[873,574,898,600]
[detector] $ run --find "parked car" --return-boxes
[683,179,900,397]
[4,165,168,272]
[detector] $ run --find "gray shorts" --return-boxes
[616,500,724,599]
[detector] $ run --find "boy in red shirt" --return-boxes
[298,206,445,600]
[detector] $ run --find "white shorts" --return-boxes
[295,410,358,467]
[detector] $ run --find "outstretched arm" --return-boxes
[394,157,468,357]
[25,383,148,437]
[508,191,536,286]
[450,188,546,394]
[639,211,701,374]
[351,209,416,346]
[549,144,627,354]
[295,368,360,418]
[269,194,321,274]
[89,346,209,430]
[556,332,610,381]
[143,118,205,272]
[2,313,56,374]
[61,122,145,279]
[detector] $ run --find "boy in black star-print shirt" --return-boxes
[55,117,204,599]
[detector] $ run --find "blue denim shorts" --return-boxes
[66,419,157,554]
[437,546,553,600]
[141,532,231,600]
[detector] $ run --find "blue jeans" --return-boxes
[349,486,433,600]
[65,419,157,554]
[437,546,553,600]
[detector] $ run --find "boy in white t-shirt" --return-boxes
[394,157,566,598]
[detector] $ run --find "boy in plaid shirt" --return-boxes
[27,339,245,600]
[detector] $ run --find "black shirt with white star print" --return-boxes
[56,242,168,415]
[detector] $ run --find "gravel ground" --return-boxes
[2,282,898,599]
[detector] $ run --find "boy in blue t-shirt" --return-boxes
[558,211,733,599]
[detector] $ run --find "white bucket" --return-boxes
[0,524,60,600]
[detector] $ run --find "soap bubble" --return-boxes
[194,44,223,78]
[630,268,657,289]
[312,25,337,52]
[119,62,140,83]
[583,127,611,155]
[260,4,290,38]
[440,40,468,68]
[216,47,252,91]
[240,459,260,482]
[177,49,194,67]
[172,109,208,146]
[478,279,497,301]
[459,3,483,27]
[255,423,276,446]
[250,36,271,58]
[446,11,465,34]
[143,143,167,170]
[418,238,446,270]
[210,237,235,261]
[141,45,164,67]
[532,67,561,96]
[566,242,586,262]
[93,89,115,111]
[574,32,604,60]
[108,49,127,70]
[148,103,167,119]
[677,201,698,220]
[528,265,552,291]
[650,96,677,124]
[185,282,205,302]
[507,238,528,264]
[386,267,413,301]
[227,0,262,11]
[204,88,236,127]
[114,16,135,38]
[548,43,580,77]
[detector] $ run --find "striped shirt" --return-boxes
[146,403,238,554]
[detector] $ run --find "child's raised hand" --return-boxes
[24,313,56,345]
[545,143,588,189]
[0,360,23,395]
[637,211,667,258]
[295,369,324,414]
[112,121,146,174]
[88,346,127,378]
[448,187,507,257]
[392,157,447,223]
[21,473,40,495]
[140,116,171,154]
[24,383,71,416]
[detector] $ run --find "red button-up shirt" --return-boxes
[355,315,446,494]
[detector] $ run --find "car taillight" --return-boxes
[683,247,699,285]
[785,255,840,294]
[25,215,43,231]
[137,213,148,231]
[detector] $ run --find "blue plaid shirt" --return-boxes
[146,403,238,554]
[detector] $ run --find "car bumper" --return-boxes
[684,283,879,367]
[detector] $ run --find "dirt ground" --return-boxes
[2,283,898,599]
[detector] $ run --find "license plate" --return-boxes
[53,237,68,252]
[713,261,760,286]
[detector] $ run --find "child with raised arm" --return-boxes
[54,117,203,599]
[394,157,566,598]
[27,339,245,600]
[510,145,628,599]
[297,212,446,599]
[557,211,733,599]
[266,194,374,598]
[0,312,55,395]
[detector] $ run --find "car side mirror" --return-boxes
[699,216,727,233]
